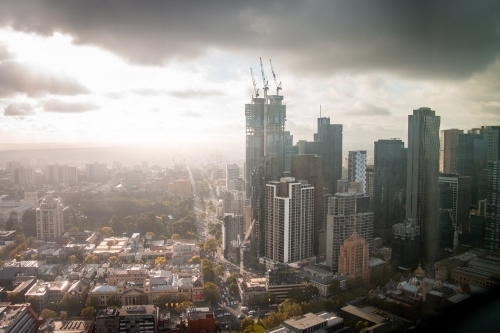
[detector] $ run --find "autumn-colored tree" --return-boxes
[240,318,255,331]
[68,255,79,264]
[108,256,119,265]
[85,254,99,264]
[175,301,194,314]
[202,282,220,304]
[157,292,172,309]
[155,256,167,265]
[187,255,201,264]
[175,292,190,304]
[59,312,68,320]
[100,227,114,237]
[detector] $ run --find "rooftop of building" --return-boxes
[0,304,36,333]
[118,305,156,316]
[282,313,325,331]
[39,319,91,332]
[340,305,385,324]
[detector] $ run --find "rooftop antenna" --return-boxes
[269,59,282,95]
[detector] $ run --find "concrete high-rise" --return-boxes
[373,139,407,241]
[36,196,64,242]
[440,129,463,174]
[298,117,342,195]
[226,164,239,187]
[406,107,441,261]
[348,150,367,193]
[326,193,373,273]
[291,154,324,255]
[265,177,314,263]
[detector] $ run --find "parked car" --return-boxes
[224,312,230,316]
[237,314,245,319]
[217,314,223,318]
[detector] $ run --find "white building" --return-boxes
[36,196,64,242]
[265,177,314,263]
[348,150,367,194]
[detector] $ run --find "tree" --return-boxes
[80,306,95,319]
[6,292,22,304]
[187,255,201,264]
[175,292,190,304]
[202,282,220,304]
[46,302,58,312]
[26,296,38,309]
[354,321,370,333]
[5,217,15,231]
[262,311,285,329]
[329,280,342,294]
[288,288,304,303]
[99,227,114,237]
[240,318,255,331]
[60,294,79,314]
[108,256,119,265]
[107,296,121,307]
[68,255,79,264]
[214,264,225,277]
[176,301,194,314]
[59,312,68,320]
[41,309,57,319]
[203,238,218,257]
[304,283,319,301]
[85,254,99,264]
[157,292,172,309]
[155,257,167,266]
[86,296,100,309]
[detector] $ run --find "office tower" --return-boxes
[10,166,35,185]
[483,126,500,161]
[485,161,500,252]
[265,177,314,263]
[36,196,64,242]
[222,213,245,261]
[438,174,472,248]
[338,231,371,283]
[347,151,367,193]
[455,131,486,205]
[373,139,407,241]
[365,165,374,199]
[440,129,463,173]
[326,193,373,272]
[226,163,239,187]
[298,118,343,195]
[291,155,324,255]
[45,164,78,184]
[406,107,441,261]
[392,219,420,270]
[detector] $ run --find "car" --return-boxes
[224,312,230,316]
[248,310,256,315]
[237,314,245,319]
[264,311,270,316]
[248,315,254,319]
[216,314,223,318]
[217,307,223,311]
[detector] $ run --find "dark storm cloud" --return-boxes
[4,103,35,116]
[42,99,99,113]
[0,1,498,79]
[0,60,89,97]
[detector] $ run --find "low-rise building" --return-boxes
[25,281,71,312]
[0,260,40,281]
[238,278,267,305]
[38,319,92,333]
[300,265,347,297]
[266,264,305,301]
[267,311,348,333]
[0,303,39,333]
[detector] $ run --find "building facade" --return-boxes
[347,150,367,194]
[392,220,420,269]
[338,231,371,283]
[265,178,314,263]
[36,196,64,242]
[440,129,463,174]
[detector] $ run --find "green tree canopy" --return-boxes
[41,309,57,319]
[80,306,95,319]
[202,282,220,304]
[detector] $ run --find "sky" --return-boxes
[0,0,499,157]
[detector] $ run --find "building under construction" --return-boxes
[245,59,287,266]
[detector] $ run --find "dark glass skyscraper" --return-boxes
[373,139,407,242]
[406,107,441,261]
[298,117,342,195]
[485,161,500,252]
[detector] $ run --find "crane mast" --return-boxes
[270,59,282,95]
[250,68,260,98]
[260,57,269,96]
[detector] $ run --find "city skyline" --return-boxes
[0,1,499,156]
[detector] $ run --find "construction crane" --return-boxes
[250,68,260,98]
[238,219,256,276]
[269,59,282,95]
[259,57,269,96]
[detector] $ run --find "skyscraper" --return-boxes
[298,118,342,195]
[291,154,324,255]
[36,196,64,242]
[406,107,441,261]
[392,219,420,270]
[265,177,314,263]
[485,161,500,252]
[245,96,266,197]
[226,163,239,187]
[440,129,463,174]
[373,139,407,241]
[326,193,373,272]
[348,150,367,193]
[338,231,371,283]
